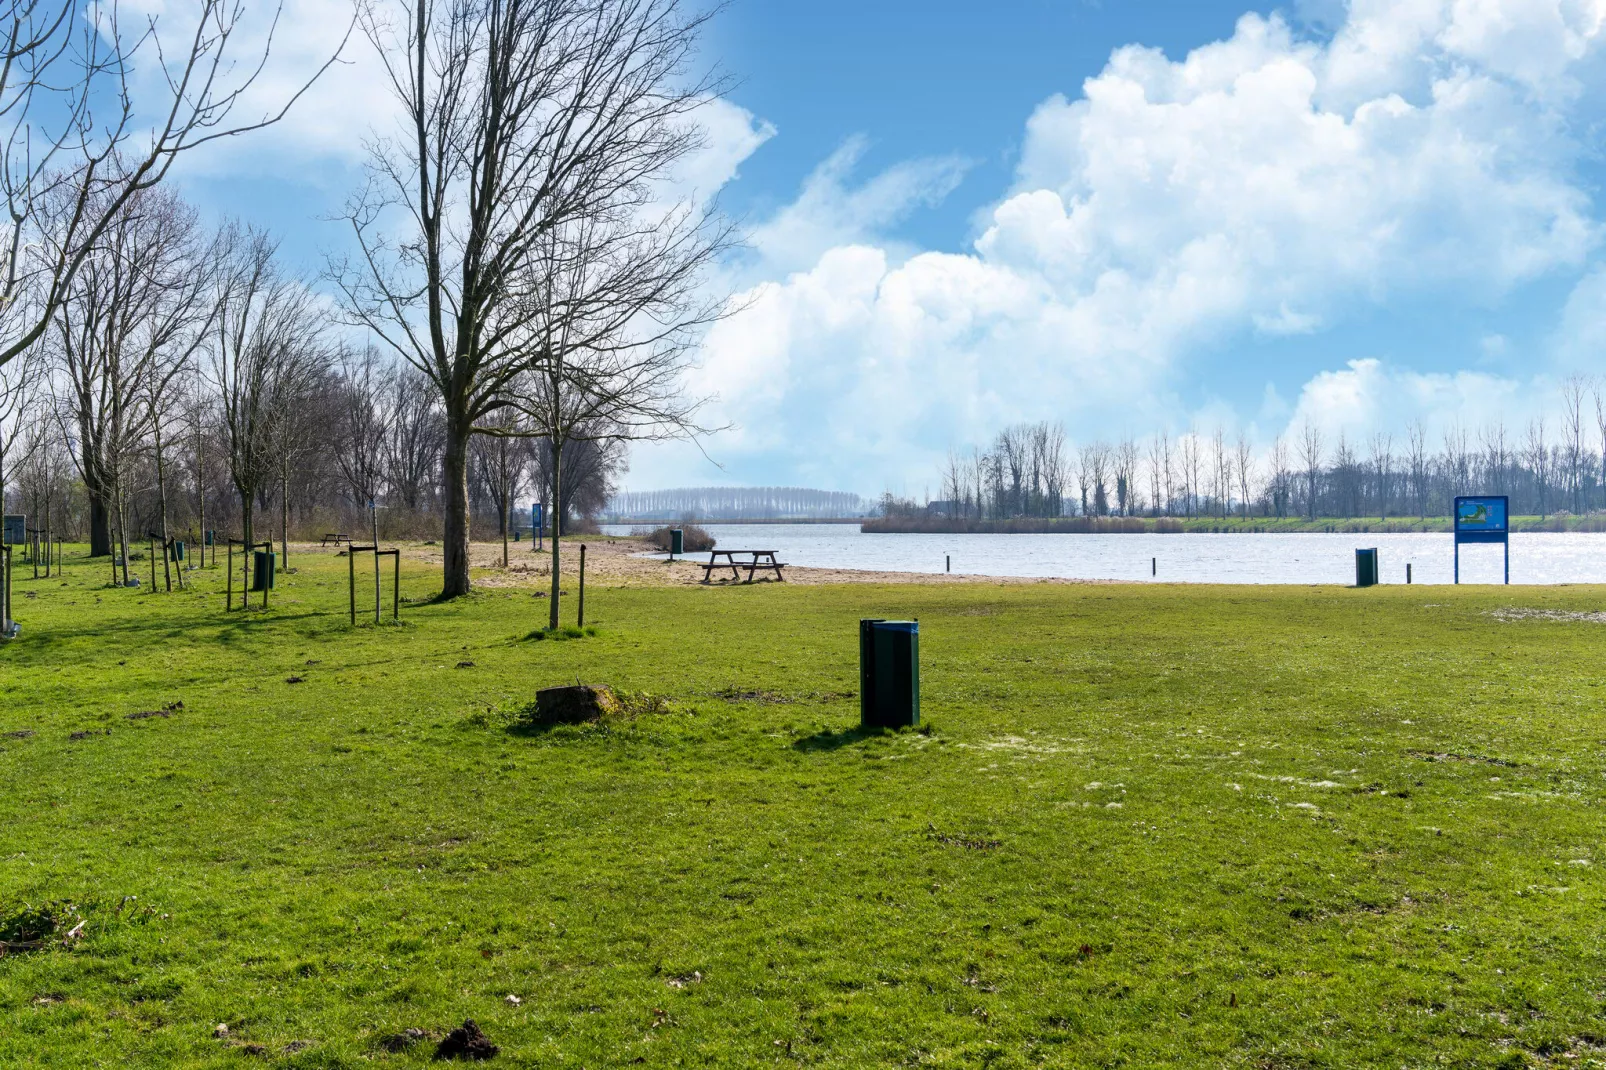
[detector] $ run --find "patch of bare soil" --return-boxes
[290,536,1117,590]
[1490,607,1606,624]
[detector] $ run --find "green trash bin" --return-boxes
[670,528,684,557]
[860,619,919,728]
[170,540,185,563]
[251,551,276,591]
[1355,548,1378,588]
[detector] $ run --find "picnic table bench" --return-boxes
[702,549,786,584]
[321,533,353,547]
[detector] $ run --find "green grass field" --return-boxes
[2,545,1604,1067]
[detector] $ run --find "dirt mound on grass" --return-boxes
[434,1019,498,1060]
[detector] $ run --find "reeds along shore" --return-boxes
[861,514,1606,535]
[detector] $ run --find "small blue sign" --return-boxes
[2,515,22,545]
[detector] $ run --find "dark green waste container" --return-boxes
[860,619,919,728]
[171,540,185,562]
[204,529,215,547]
[251,551,276,591]
[1355,547,1378,588]
[670,528,684,557]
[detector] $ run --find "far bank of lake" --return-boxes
[860,514,1606,535]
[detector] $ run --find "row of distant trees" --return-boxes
[0,0,729,623]
[919,380,1606,521]
[604,487,869,520]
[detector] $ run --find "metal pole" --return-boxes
[945,554,950,573]
[349,547,356,627]
[227,543,234,610]
[261,542,270,610]
[1152,557,1156,577]
[392,551,399,620]
[149,536,156,590]
[578,543,586,628]
[1406,563,1412,585]
[1454,542,1459,585]
[1505,539,1510,585]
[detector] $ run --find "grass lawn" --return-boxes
[2,544,1604,1068]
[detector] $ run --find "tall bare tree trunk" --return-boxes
[87,489,111,557]
[547,437,563,630]
[371,500,380,623]
[240,495,254,610]
[154,424,178,591]
[441,418,472,598]
[196,422,206,566]
[280,460,290,571]
[115,481,130,586]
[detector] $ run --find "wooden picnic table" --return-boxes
[702,549,786,584]
[321,533,353,547]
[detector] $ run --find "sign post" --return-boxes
[1454,495,1509,584]
[532,503,545,552]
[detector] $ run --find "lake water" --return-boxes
[602,523,1606,585]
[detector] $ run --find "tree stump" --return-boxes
[533,685,620,726]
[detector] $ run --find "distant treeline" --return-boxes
[864,516,1181,534]
[900,383,1606,523]
[868,514,1606,535]
[606,486,869,520]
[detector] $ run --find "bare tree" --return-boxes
[1269,435,1289,517]
[1406,419,1428,517]
[1561,374,1587,513]
[1442,422,1470,508]
[1368,432,1392,521]
[1595,379,1606,512]
[471,408,531,567]
[384,368,441,513]
[0,341,40,509]
[209,226,324,604]
[1114,437,1139,516]
[51,186,205,575]
[1234,432,1254,518]
[336,346,392,614]
[1298,421,1323,520]
[1209,427,1227,517]
[1479,422,1508,498]
[1525,418,1549,517]
[508,193,727,627]
[0,0,345,374]
[336,0,721,598]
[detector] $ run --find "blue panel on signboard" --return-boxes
[1455,496,1508,534]
[2,515,22,545]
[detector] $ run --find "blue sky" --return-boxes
[173,0,1606,496]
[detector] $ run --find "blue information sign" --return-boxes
[1453,495,1509,583]
[531,503,544,550]
[2,515,21,545]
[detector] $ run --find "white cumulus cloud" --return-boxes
[668,0,1606,491]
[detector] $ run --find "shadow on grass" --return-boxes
[792,725,882,752]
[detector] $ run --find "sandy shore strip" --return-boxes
[287,535,1111,589]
